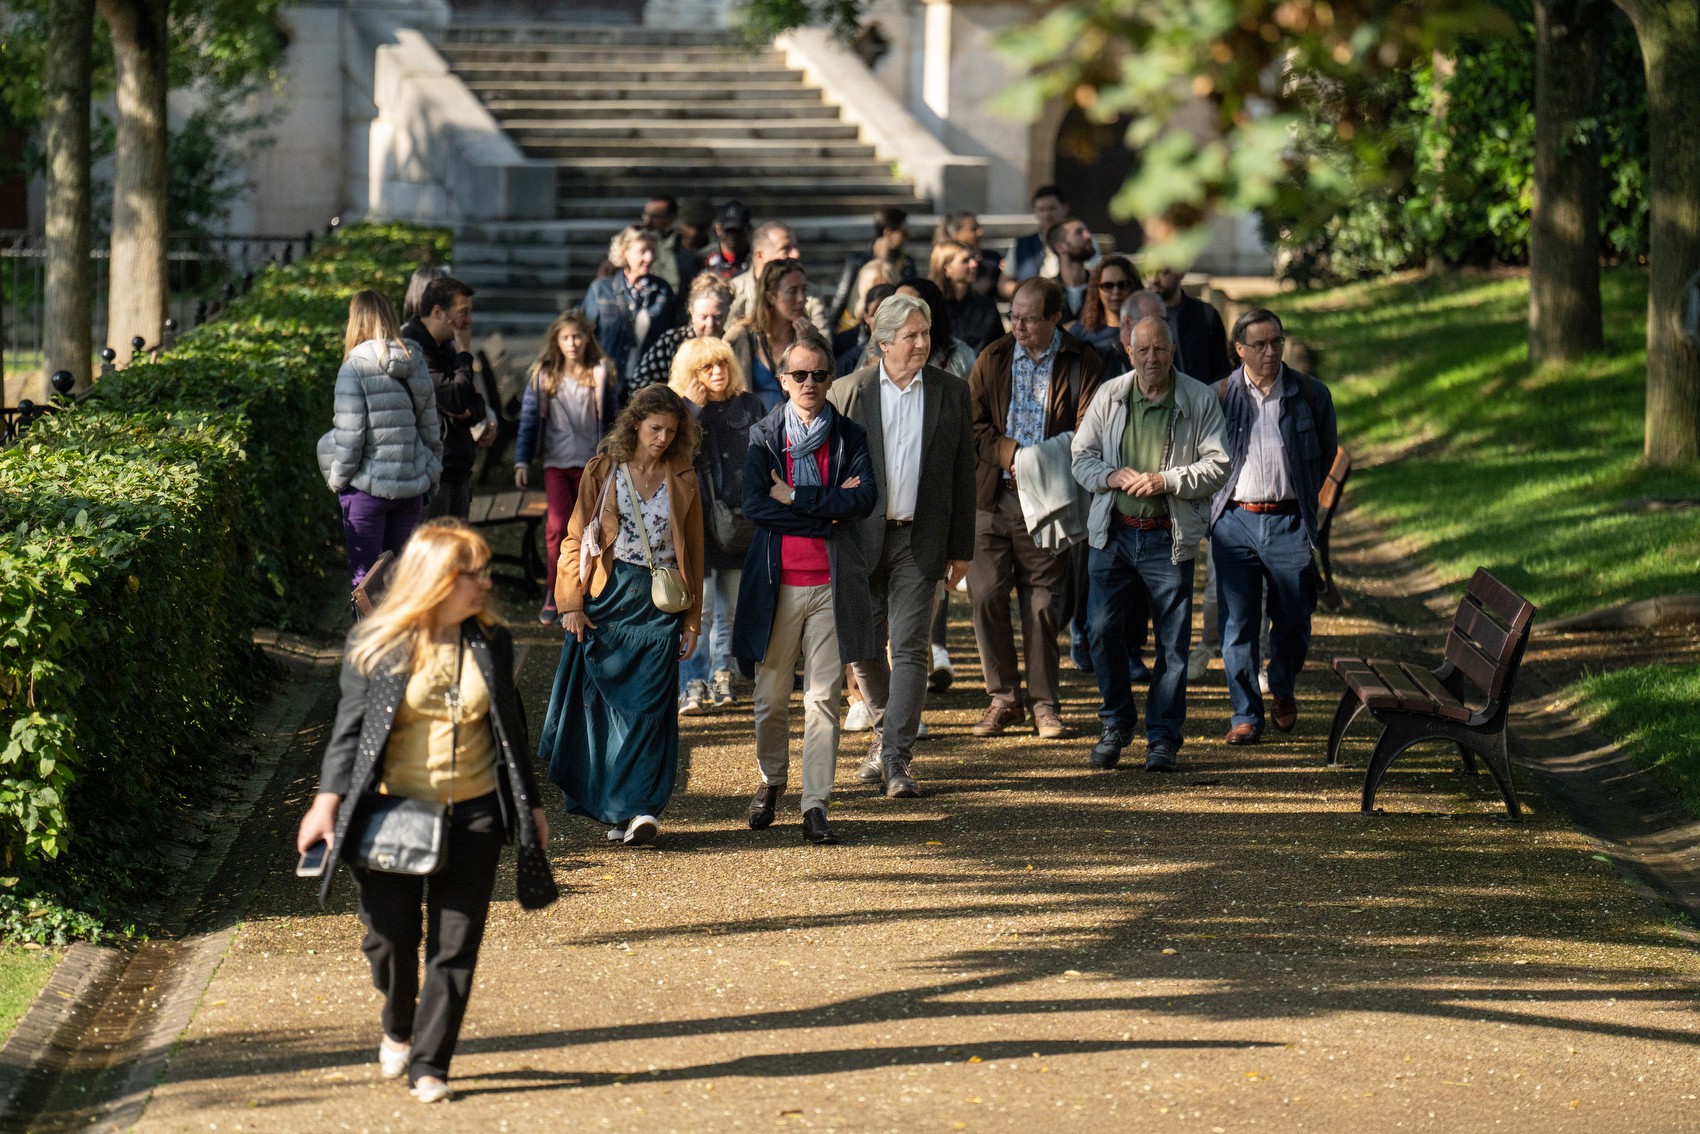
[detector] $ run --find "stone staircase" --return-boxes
[435,24,935,344]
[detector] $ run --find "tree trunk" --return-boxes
[1528,0,1605,363]
[98,0,170,363]
[1615,0,1700,466]
[44,0,97,392]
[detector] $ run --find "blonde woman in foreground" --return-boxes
[296,520,549,1103]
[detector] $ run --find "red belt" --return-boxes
[1232,499,1299,515]
[1113,514,1171,530]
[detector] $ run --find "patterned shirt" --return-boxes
[613,474,676,568]
[630,326,694,396]
[1004,331,1061,467]
[703,248,748,281]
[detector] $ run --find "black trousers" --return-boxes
[351,792,505,1083]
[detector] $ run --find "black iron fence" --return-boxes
[0,229,319,443]
[0,230,316,387]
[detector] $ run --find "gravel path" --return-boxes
[126,521,1700,1133]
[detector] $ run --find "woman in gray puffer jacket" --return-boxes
[325,289,444,589]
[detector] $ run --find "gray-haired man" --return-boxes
[828,294,977,798]
[1072,315,1229,773]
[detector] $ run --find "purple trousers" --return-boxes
[340,489,426,590]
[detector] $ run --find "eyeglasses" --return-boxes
[1098,279,1134,292]
[457,565,492,583]
[783,369,832,385]
[1240,336,1286,354]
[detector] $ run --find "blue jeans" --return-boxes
[678,568,741,693]
[1087,525,1194,747]
[1212,507,1317,727]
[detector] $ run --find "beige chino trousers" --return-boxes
[753,583,843,814]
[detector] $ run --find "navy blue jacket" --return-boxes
[1208,363,1338,545]
[513,366,620,468]
[1011,232,1046,282]
[731,405,879,669]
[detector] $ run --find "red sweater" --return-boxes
[780,449,831,586]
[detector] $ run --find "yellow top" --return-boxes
[377,640,499,804]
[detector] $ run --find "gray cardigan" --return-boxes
[325,338,443,499]
[1071,368,1230,563]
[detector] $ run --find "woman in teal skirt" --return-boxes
[538,384,705,846]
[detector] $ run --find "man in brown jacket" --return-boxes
[967,277,1105,738]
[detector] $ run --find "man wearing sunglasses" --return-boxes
[1208,309,1337,745]
[734,333,879,845]
[828,294,976,800]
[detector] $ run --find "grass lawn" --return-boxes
[1265,268,1700,813]
[1562,663,1700,817]
[0,946,58,1044]
[1265,268,1700,619]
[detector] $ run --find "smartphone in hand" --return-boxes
[296,840,330,878]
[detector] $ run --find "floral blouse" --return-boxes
[613,471,676,568]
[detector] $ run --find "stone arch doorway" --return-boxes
[1053,106,1144,264]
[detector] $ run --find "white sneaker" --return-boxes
[915,719,930,739]
[928,644,954,692]
[1258,669,1272,696]
[378,1037,410,1079]
[679,679,709,715]
[843,700,872,732]
[1187,646,1210,682]
[411,1076,453,1104]
[606,822,627,842]
[623,814,659,846]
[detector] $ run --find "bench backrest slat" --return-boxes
[1317,448,1352,520]
[1443,568,1537,702]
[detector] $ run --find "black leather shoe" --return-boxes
[857,734,884,784]
[802,807,840,845]
[1144,743,1179,773]
[1090,722,1132,769]
[883,756,919,798]
[747,783,781,829]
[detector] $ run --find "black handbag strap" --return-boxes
[443,627,462,817]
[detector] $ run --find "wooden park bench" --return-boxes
[469,489,548,588]
[351,551,395,620]
[1325,567,1537,820]
[1314,447,1352,608]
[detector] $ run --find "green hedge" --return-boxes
[0,223,450,941]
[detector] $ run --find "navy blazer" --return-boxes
[1208,364,1338,545]
[731,405,879,668]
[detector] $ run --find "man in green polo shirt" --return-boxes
[1071,316,1229,773]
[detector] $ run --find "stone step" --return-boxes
[497,119,860,140]
[438,45,784,66]
[440,26,740,47]
[453,64,803,85]
[552,194,929,219]
[486,100,837,121]
[463,80,816,100]
[557,172,915,196]
[550,156,890,178]
[523,139,878,161]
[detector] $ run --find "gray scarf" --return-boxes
[783,402,833,488]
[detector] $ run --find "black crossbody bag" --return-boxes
[346,635,463,875]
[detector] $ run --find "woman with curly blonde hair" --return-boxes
[296,520,549,1104]
[668,335,764,713]
[536,384,705,847]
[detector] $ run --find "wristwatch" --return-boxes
[785,488,796,505]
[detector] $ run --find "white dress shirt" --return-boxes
[1234,372,1293,502]
[878,361,926,521]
